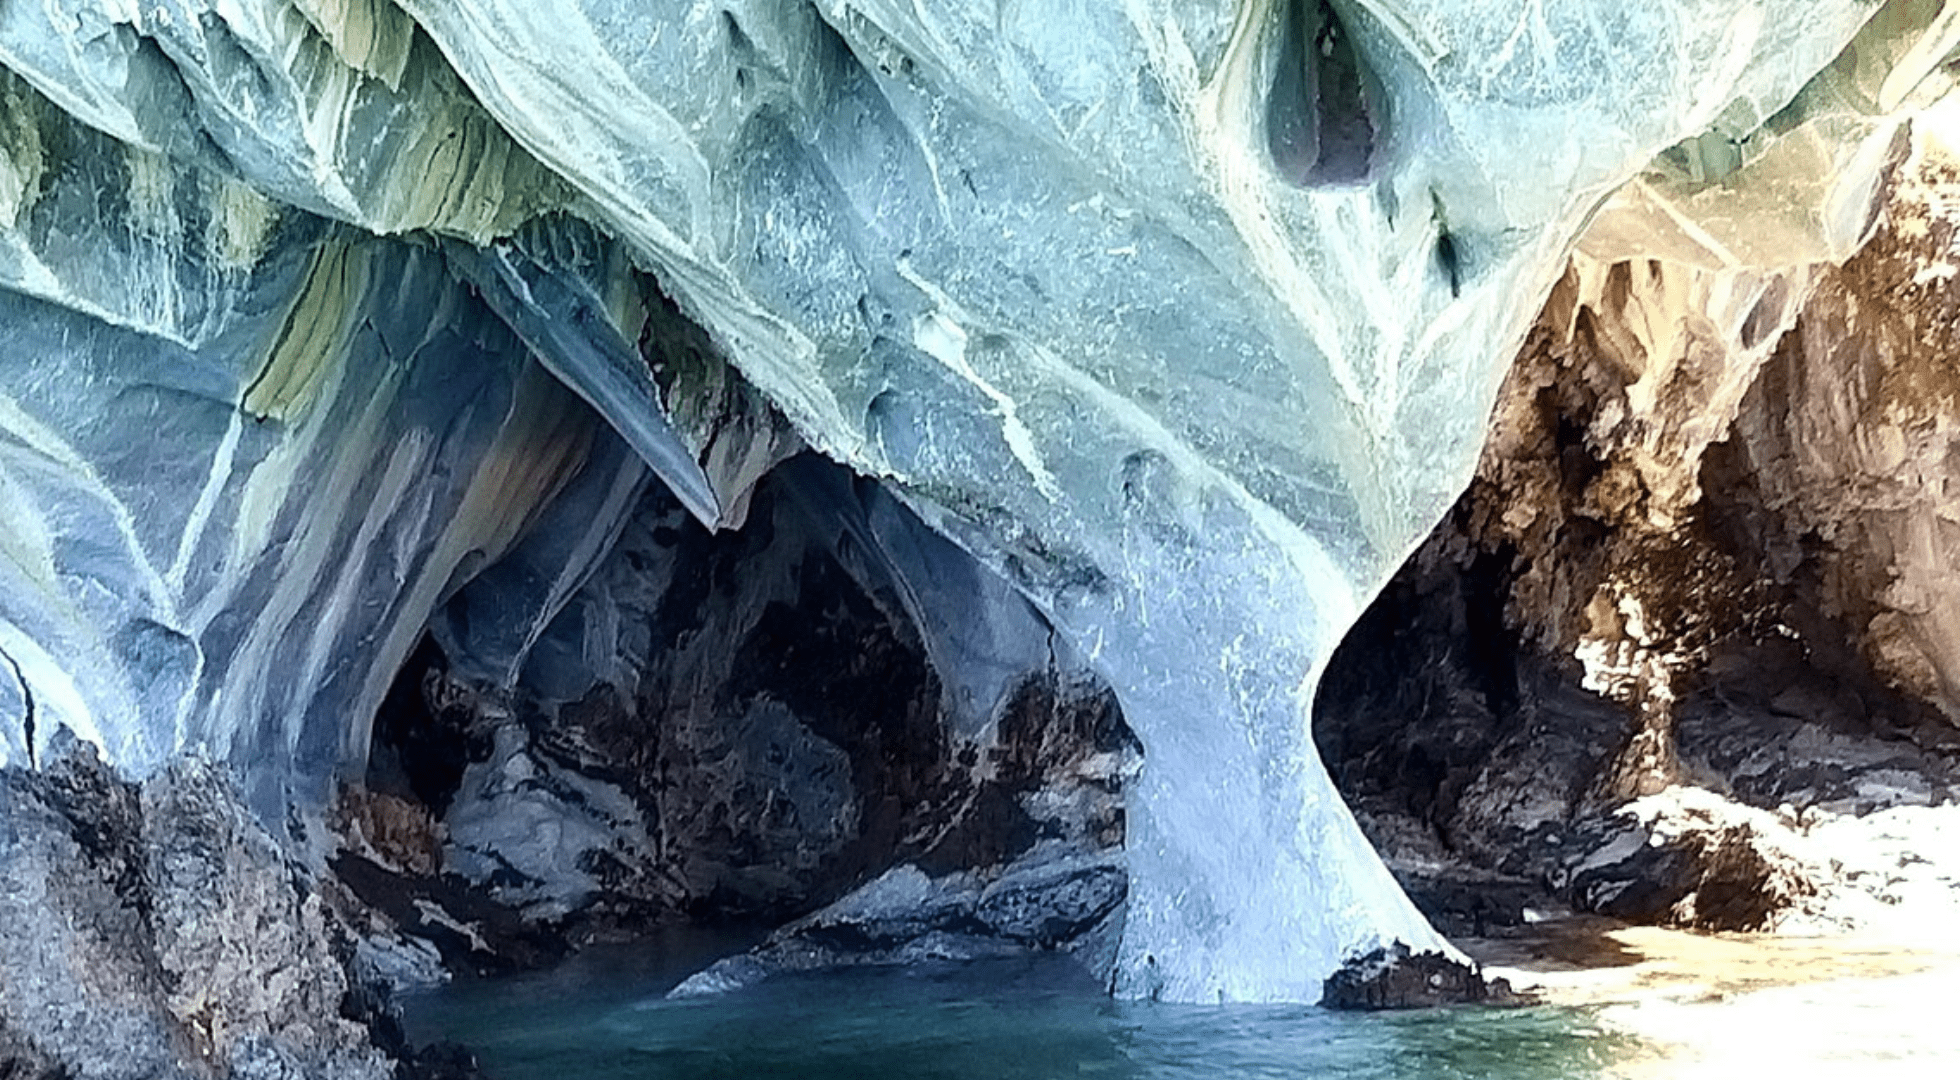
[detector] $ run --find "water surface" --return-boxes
[407,950,1642,1080]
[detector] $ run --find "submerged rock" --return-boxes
[394,1042,487,1080]
[669,847,1128,999]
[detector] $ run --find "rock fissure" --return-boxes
[1,650,34,771]
[1266,0,1383,187]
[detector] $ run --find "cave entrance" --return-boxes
[343,455,1137,982]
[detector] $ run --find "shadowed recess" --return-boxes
[1266,0,1382,187]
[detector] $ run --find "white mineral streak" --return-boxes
[0,0,1941,1002]
[896,262,1062,501]
[291,0,416,89]
[0,0,568,241]
[0,87,628,811]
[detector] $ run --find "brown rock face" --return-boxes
[0,746,396,1079]
[1718,150,1960,724]
[1316,130,1960,938]
[1446,233,1859,808]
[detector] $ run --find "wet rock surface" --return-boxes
[1320,943,1526,1011]
[668,848,1128,998]
[1563,820,1798,932]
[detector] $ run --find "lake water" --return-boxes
[405,948,1649,1080]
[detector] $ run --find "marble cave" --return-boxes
[3,1,1960,1076]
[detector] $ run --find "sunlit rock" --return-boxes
[1313,98,1960,949]
[0,743,394,1077]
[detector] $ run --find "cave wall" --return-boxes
[1316,119,1960,937]
[0,62,637,813]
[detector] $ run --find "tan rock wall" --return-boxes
[1458,127,1960,741]
[1724,143,1960,721]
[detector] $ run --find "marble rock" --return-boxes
[1,0,1953,1006]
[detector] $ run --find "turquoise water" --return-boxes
[406,949,1642,1080]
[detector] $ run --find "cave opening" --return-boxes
[1314,364,1960,942]
[365,636,479,820]
[338,454,1137,988]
